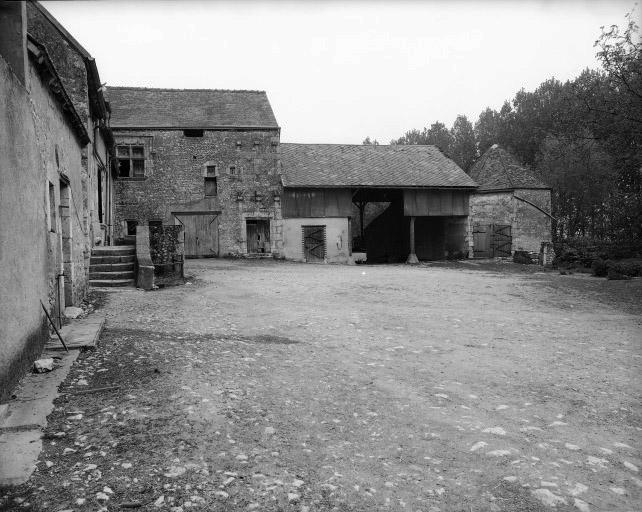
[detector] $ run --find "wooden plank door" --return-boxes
[246,220,270,253]
[473,224,491,258]
[493,224,512,256]
[302,225,326,262]
[175,214,218,257]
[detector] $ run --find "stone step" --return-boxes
[92,246,135,257]
[89,262,135,272]
[90,255,136,265]
[89,279,135,288]
[89,271,135,280]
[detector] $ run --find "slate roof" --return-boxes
[280,144,477,188]
[106,87,279,129]
[469,144,549,191]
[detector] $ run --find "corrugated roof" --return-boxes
[281,144,478,188]
[469,144,549,191]
[106,87,279,129]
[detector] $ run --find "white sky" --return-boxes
[42,0,634,144]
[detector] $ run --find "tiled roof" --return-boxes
[280,144,478,188]
[106,87,279,129]
[469,144,549,191]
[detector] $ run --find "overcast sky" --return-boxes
[42,0,634,144]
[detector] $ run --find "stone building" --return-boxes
[106,87,283,257]
[468,144,552,257]
[280,144,478,263]
[0,1,113,400]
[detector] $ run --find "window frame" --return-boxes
[117,144,146,179]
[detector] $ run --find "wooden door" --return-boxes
[175,214,218,257]
[302,225,326,262]
[493,224,512,257]
[473,224,491,258]
[246,220,270,253]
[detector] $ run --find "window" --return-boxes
[117,145,145,178]
[126,220,138,236]
[204,177,217,196]
[48,182,56,232]
[183,129,204,137]
[229,165,237,176]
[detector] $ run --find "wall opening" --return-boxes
[246,219,270,253]
[183,129,204,137]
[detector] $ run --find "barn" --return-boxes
[280,144,478,263]
[468,144,553,257]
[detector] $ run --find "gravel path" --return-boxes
[2,259,640,511]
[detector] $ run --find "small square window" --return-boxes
[204,177,217,196]
[205,165,217,177]
[229,166,237,176]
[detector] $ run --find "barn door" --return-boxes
[175,213,219,258]
[493,224,512,257]
[473,224,512,257]
[302,225,326,262]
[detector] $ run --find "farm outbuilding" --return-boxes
[468,144,553,257]
[280,144,478,263]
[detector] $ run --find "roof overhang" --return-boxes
[111,125,280,131]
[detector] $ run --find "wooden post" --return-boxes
[407,216,418,264]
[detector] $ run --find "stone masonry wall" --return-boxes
[113,129,282,256]
[512,189,552,252]
[469,190,552,254]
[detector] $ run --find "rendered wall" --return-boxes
[0,54,87,400]
[113,129,283,256]
[282,217,350,263]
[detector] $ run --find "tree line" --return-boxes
[364,12,641,243]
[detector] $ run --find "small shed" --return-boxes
[280,144,478,263]
[468,144,552,257]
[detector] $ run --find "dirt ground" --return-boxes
[2,259,641,512]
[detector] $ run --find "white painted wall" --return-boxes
[282,217,351,263]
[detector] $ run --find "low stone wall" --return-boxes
[150,225,184,285]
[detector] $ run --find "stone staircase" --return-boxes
[89,246,136,287]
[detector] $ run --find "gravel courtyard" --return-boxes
[3,259,641,512]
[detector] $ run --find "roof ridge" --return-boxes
[282,143,440,149]
[108,86,267,94]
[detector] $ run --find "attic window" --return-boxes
[184,129,204,137]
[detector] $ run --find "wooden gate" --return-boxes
[473,224,512,257]
[174,213,219,258]
[302,225,326,262]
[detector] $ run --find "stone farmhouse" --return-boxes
[1,1,553,399]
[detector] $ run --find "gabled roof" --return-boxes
[469,144,549,191]
[280,144,477,189]
[106,87,279,130]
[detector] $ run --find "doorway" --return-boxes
[246,219,270,253]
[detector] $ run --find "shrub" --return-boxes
[607,268,631,280]
[591,258,609,277]
[513,251,533,264]
[611,260,641,277]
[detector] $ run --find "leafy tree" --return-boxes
[362,136,379,145]
[450,115,477,171]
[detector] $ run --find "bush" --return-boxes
[591,258,609,277]
[607,268,631,280]
[513,251,533,264]
[611,260,642,277]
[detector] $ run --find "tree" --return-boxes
[450,115,476,171]
[362,136,379,145]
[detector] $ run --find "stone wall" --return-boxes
[512,189,552,253]
[469,189,552,254]
[113,129,283,256]
[150,225,184,285]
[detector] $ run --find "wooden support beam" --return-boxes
[407,216,418,264]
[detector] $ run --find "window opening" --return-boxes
[48,182,56,232]
[126,220,138,236]
[117,145,145,178]
[204,177,217,196]
[183,129,204,137]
